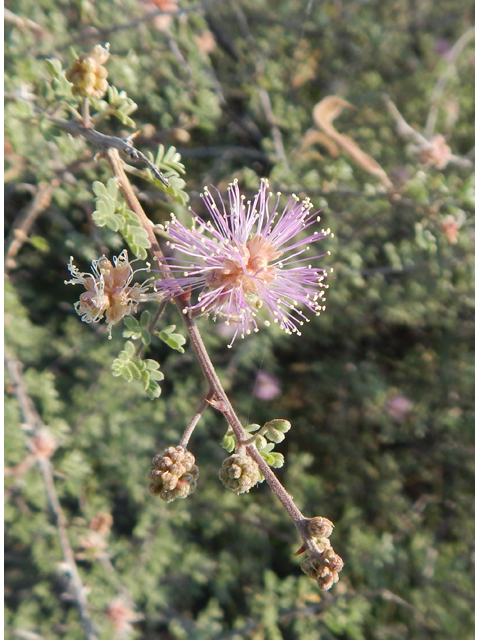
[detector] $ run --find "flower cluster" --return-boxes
[219,452,261,494]
[299,517,344,590]
[65,250,158,336]
[157,179,332,346]
[148,446,198,502]
[66,44,110,99]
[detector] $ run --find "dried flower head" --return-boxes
[66,44,110,99]
[90,512,113,535]
[300,539,344,591]
[31,428,57,458]
[148,446,199,502]
[219,452,261,494]
[417,134,452,169]
[441,213,465,245]
[107,597,139,637]
[157,179,332,346]
[65,250,159,336]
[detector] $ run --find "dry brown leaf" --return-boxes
[312,96,393,189]
[313,96,356,130]
[297,129,339,158]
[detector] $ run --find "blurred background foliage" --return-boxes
[4,0,474,638]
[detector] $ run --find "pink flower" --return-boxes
[386,395,413,422]
[253,371,281,400]
[157,179,332,346]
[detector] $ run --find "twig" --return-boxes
[425,27,475,139]
[385,97,473,169]
[231,2,288,165]
[134,301,168,358]
[81,98,91,129]
[5,354,98,640]
[46,117,170,186]
[4,8,46,37]
[6,628,45,640]
[5,182,56,271]
[179,394,214,447]
[258,88,288,164]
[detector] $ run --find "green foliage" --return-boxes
[143,145,189,205]
[111,340,164,400]
[123,311,152,346]
[92,179,151,259]
[106,85,138,128]
[157,324,186,353]
[221,419,290,469]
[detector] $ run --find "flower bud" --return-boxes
[307,516,334,539]
[148,445,198,502]
[65,45,110,99]
[219,453,261,494]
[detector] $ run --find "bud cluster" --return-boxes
[219,453,261,494]
[66,44,110,99]
[300,517,344,591]
[148,446,198,503]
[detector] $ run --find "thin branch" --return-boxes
[81,98,91,129]
[46,117,170,186]
[5,354,98,640]
[6,628,45,640]
[179,393,214,447]
[425,27,475,139]
[4,7,46,37]
[385,97,473,169]
[231,1,288,165]
[5,182,56,271]
[258,88,289,164]
[134,301,169,358]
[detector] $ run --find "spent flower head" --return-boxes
[65,250,158,336]
[157,179,332,346]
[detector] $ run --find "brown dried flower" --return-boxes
[418,135,452,169]
[65,250,159,336]
[31,429,57,458]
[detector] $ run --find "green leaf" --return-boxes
[252,434,268,450]
[45,58,63,77]
[123,316,139,330]
[139,310,151,327]
[263,419,291,443]
[261,451,284,468]
[29,236,49,252]
[222,433,236,453]
[158,325,186,353]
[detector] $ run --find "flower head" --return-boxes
[65,250,158,336]
[148,446,199,502]
[65,44,110,99]
[157,179,332,346]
